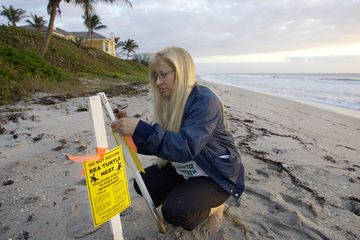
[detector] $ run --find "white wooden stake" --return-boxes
[89,95,124,240]
[98,92,167,233]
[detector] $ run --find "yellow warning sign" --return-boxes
[83,146,131,227]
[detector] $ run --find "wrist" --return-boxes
[133,120,154,140]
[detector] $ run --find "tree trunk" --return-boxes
[90,31,93,47]
[39,0,61,57]
[85,30,90,46]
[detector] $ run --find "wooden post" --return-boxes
[89,95,124,240]
[98,92,167,233]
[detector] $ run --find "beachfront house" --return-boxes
[21,25,116,57]
[69,30,116,57]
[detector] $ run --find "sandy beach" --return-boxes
[0,81,359,240]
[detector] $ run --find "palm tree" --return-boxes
[115,37,121,49]
[119,38,139,59]
[0,5,27,27]
[114,36,122,56]
[81,0,93,43]
[40,0,132,57]
[26,13,47,32]
[82,13,107,47]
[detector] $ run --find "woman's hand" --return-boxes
[113,108,127,119]
[111,118,140,136]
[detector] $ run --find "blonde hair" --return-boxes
[149,47,197,132]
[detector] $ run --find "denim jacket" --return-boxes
[133,85,245,200]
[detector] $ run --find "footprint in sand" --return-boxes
[268,196,330,240]
[343,196,360,217]
[245,186,329,240]
[280,193,318,219]
[323,155,336,163]
[255,169,270,179]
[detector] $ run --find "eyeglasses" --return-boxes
[151,71,174,82]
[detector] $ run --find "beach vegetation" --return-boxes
[26,14,47,32]
[0,25,148,105]
[115,36,124,57]
[0,5,27,27]
[118,38,139,59]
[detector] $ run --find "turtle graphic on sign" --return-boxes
[117,161,122,171]
[90,173,99,183]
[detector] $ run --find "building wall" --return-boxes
[86,39,116,57]
[89,40,103,51]
[52,29,116,57]
[108,40,116,56]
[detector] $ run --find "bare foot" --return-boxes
[202,204,225,236]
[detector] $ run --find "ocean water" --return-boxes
[199,73,360,111]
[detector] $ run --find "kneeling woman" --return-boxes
[111,47,245,235]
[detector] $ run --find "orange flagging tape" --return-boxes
[66,147,108,163]
[125,136,138,152]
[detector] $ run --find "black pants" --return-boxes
[134,163,230,231]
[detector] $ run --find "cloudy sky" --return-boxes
[1,0,360,73]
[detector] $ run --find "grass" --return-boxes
[0,26,149,105]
